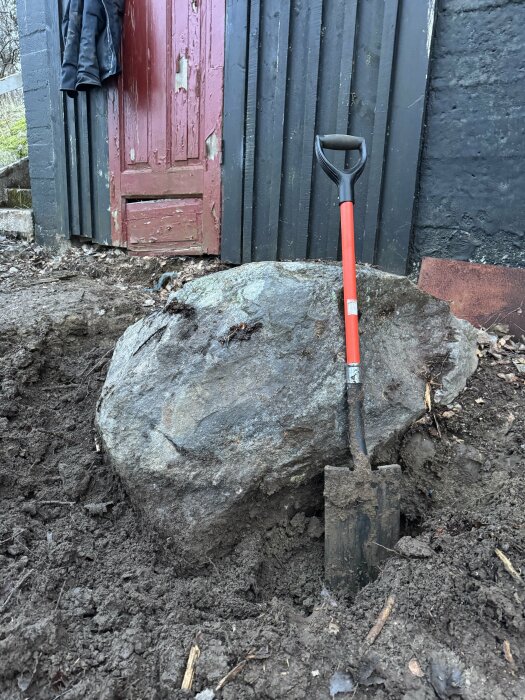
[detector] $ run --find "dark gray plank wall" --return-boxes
[17,0,111,248]
[411,0,525,272]
[222,0,437,274]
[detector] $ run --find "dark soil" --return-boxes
[1,236,524,700]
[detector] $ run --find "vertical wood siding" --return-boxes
[222,0,437,275]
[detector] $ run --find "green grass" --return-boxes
[0,101,28,167]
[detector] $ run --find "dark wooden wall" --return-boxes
[17,0,111,248]
[20,0,436,271]
[221,0,437,275]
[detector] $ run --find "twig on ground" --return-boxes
[364,594,396,646]
[495,548,522,584]
[0,533,16,545]
[19,273,78,288]
[54,579,67,613]
[372,542,407,558]
[0,569,32,612]
[424,382,432,411]
[503,640,516,673]
[216,649,270,691]
[82,348,114,378]
[432,412,442,438]
[52,683,74,700]
[216,659,248,691]
[38,501,76,506]
[181,643,200,691]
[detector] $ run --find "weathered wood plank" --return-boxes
[221,0,249,264]
[0,72,22,96]
[278,0,322,260]
[77,92,94,238]
[376,0,437,274]
[251,0,291,261]
[241,0,261,262]
[88,88,111,245]
[309,1,358,259]
[361,0,399,264]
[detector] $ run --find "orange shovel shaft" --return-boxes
[340,202,360,367]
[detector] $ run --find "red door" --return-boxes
[108,0,224,255]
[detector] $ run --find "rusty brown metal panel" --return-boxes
[418,257,525,337]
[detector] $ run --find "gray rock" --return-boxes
[395,536,434,559]
[96,261,478,564]
[195,691,215,700]
[330,671,355,696]
[429,652,464,699]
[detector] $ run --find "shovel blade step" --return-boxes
[324,464,401,595]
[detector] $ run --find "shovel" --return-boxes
[315,134,401,595]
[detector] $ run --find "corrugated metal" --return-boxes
[221,0,437,275]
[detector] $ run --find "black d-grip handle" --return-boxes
[315,133,367,203]
[319,134,363,151]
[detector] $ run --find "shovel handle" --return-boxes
[315,133,369,462]
[319,134,363,151]
[341,202,359,367]
[314,134,367,203]
[341,202,368,459]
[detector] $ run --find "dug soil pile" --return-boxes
[0,237,524,700]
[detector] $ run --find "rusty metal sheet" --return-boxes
[418,257,525,337]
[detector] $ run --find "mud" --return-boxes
[0,237,524,699]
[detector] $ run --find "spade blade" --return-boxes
[324,464,401,595]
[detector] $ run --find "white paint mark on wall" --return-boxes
[206,132,219,160]
[130,147,136,163]
[175,55,189,92]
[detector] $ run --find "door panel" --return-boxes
[126,199,203,255]
[109,0,224,255]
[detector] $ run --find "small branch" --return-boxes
[54,579,67,613]
[82,348,114,378]
[372,541,408,558]
[432,412,442,439]
[38,501,76,507]
[495,549,523,585]
[0,569,32,612]
[216,659,248,691]
[181,643,200,691]
[503,640,516,674]
[216,649,270,692]
[364,594,396,646]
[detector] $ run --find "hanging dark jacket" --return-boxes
[61,0,124,97]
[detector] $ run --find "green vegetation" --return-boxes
[0,103,28,166]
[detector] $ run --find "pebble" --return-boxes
[396,536,434,558]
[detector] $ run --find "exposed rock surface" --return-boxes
[96,261,478,563]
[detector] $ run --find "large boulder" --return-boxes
[96,262,478,564]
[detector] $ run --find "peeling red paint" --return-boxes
[108,0,224,255]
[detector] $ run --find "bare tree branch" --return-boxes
[0,0,20,79]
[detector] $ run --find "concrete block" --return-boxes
[0,208,34,240]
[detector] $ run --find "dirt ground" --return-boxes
[0,235,524,700]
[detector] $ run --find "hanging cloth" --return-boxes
[61,0,124,98]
